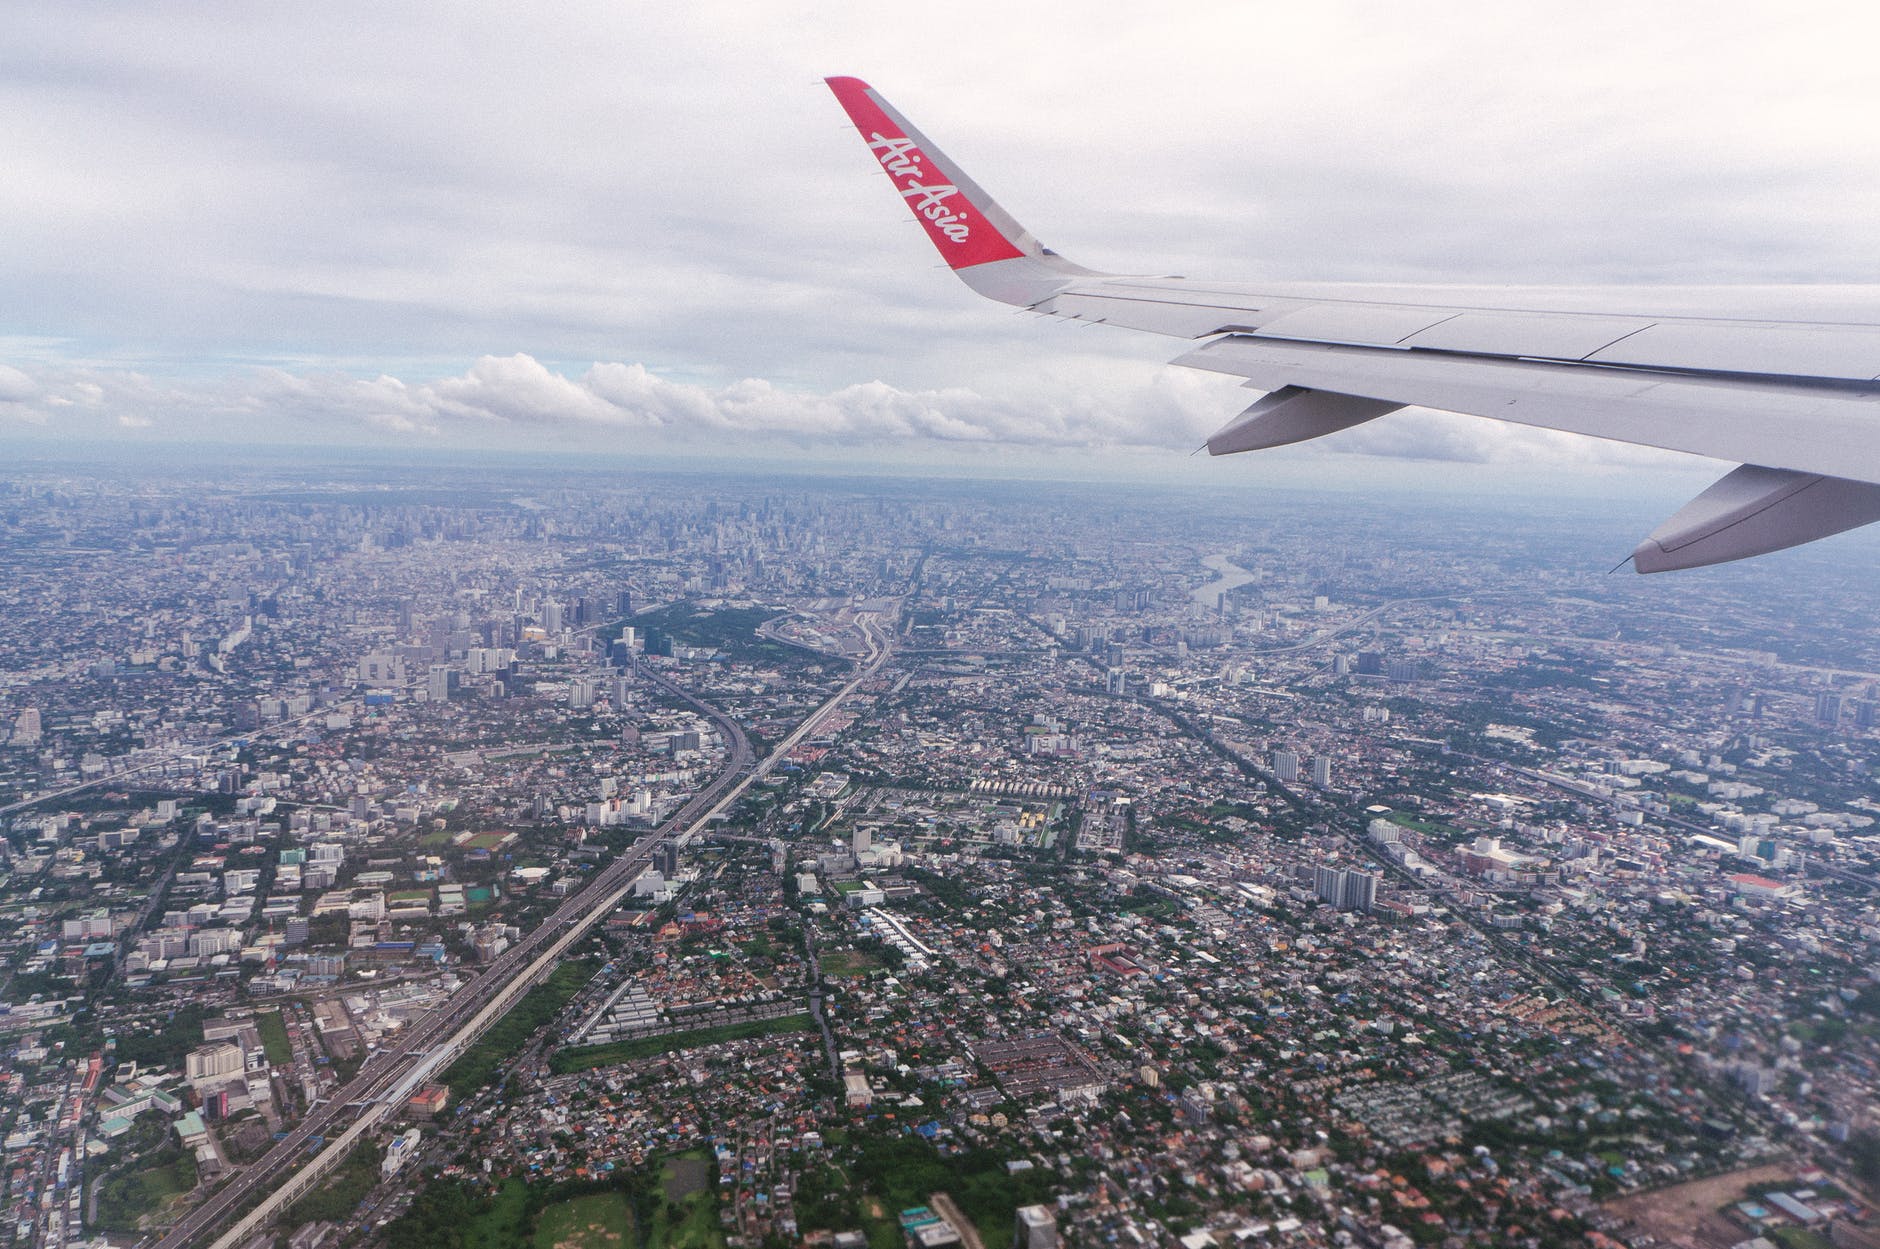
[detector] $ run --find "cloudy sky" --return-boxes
[3,1,1878,490]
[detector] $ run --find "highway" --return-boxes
[149,627,892,1249]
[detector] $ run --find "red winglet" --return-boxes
[826,76,1026,270]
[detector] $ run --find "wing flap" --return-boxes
[1050,278,1880,383]
[1586,321,1880,380]
[1398,311,1654,359]
[1176,335,1880,485]
[1250,304,1461,345]
[1042,290,1281,337]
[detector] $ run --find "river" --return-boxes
[1191,552,1257,609]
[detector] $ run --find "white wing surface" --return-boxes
[826,76,1880,572]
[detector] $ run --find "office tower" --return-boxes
[543,599,564,634]
[853,826,872,857]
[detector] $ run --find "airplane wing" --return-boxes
[825,75,1880,572]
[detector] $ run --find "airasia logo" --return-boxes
[867,132,972,243]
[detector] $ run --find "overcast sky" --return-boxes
[3,1,1878,492]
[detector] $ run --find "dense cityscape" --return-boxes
[1,450,1877,1249]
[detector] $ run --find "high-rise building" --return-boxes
[1313,865,1377,913]
[1816,691,1843,725]
[1311,755,1333,787]
[427,664,453,703]
[1272,750,1300,783]
[543,599,564,634]
[185,1041,245,1088]
[1014,1206,1058,1249]
[1339,870,1378,913]
[853,826,872,858]
[9,707,41,746]
[1105,668,1127,696]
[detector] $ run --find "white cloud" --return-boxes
[0,364,37,403]
[0,355,1723,485]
